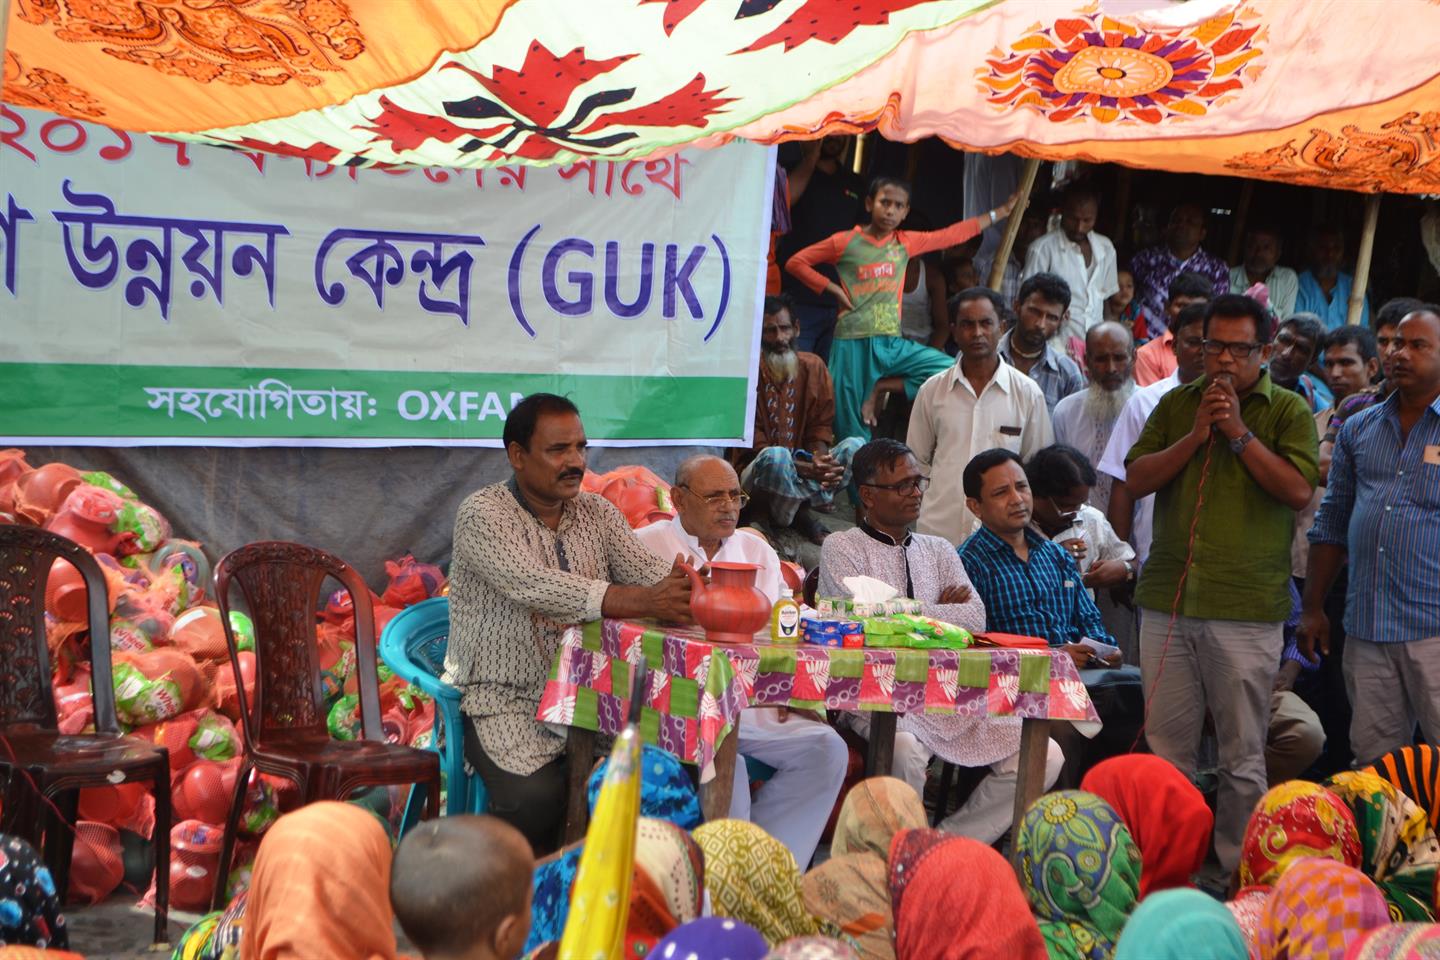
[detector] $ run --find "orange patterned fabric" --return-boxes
[3,0,516,130]
[1257,859,1388,960]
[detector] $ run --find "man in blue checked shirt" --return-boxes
[1299,305,1440,766]
[957,448,1122,672]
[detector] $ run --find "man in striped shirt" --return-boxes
[1300,305,1440,765]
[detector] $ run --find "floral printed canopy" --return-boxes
[5,0,1439,193]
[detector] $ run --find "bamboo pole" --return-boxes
[1348,194,1381,326]
[988,157,1042,291]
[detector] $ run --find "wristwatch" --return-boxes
[1229,430,1255,454]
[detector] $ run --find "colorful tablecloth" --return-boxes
[538,619,1101,780]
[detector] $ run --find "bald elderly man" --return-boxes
[637,455,848,869]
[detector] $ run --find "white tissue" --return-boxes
[842,575,899,603]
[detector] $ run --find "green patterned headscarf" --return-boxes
[1017,791,1143,960]
[1324,770,1440,921]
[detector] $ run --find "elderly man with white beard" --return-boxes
[731,295,864,544]
[1051,321,1136,513]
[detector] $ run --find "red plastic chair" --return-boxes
[210,541,440,909]
[0,524,171,944]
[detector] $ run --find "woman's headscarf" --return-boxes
[831,778,928,859]
[1080,755,1213,899]
[801,852,892,960]
[627,819,706,955]
[589,744,703,831]
[801,777,926,960]
[652,917,769,960]
[527,818,704,955]
[765,937,861,959]
[1323,770,1440,921]
[527,749,705,953]
[239,802,404,960]
[1257,859,1388,960]
[694,820,819,945]
[0,834,68,950]
[1016,791,1142,960]
[1366,744,1440,830]
[1239,781,1362,888]
[1225,886,1271,960]
[888,829,1046,960]
[1343,923,1440,960]
[1114,889,1248,960]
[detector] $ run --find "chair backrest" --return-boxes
[377,597,454,702]
[0,524,118,734]
[213,541,382,747]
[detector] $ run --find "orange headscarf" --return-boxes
[240,802,406,960]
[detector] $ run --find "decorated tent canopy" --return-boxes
[5,0,1439,194]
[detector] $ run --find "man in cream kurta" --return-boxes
[637,456,846,869]
[908,291,1053,547]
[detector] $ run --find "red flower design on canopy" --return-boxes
[979,6,1264,125]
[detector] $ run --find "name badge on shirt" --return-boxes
[999,425,1022,436]
[1425,445,1440,466]
[1063,580,1075,589]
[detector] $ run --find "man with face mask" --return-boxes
[1295,225,1370,330]
[1229,226,1298,320]
[447,393,694,854]
[731,295,862,544]
[1125,294,1319,874]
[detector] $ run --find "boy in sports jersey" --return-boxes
[786,176,1018,441]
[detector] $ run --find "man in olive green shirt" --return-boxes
[1125,293,1318,873]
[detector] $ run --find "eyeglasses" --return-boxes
[1202,339,1263,359]
[862,477,930,495]
[1049,498,1081,525]
[677,485,750,508]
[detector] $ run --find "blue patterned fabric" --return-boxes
[0,833,68,949]
[589,744,703,830]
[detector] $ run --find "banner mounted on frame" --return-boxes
[0,106,773,447]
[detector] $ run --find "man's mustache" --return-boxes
[558,469,585,480]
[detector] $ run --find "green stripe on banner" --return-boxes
[0,362,749,442]
[582,621,604,650]
[641,629,667,671]
[1019,652,1051,693]
[639,707,661,745]
[611,657,631,698]
[758,646,797,676]
[669,676,699,719]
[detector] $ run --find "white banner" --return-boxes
[0,106,773,445]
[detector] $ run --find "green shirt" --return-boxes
[1125,371,1318,622]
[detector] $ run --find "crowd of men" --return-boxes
[443,169,1440,883]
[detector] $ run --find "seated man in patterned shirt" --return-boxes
[444,393,693,854]
[730,295,864,544]
[819,438,1063,843]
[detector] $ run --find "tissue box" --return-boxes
[802,618,864,649]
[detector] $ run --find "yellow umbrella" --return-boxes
[557,667,646,958]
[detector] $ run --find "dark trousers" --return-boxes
[463,718,567,856]
[792,301,838,363]
[1293,571,1353,776]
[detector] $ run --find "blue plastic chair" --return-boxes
[378,597,486,828]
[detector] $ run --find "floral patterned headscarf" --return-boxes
[1017,791,1142,960]
[1323,770,1440,921]
[1239,780,1361,888]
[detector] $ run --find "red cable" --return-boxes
[1130,433,1218,751]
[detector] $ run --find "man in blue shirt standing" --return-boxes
[1299,305,1440,765]
[1295,225,1370,330]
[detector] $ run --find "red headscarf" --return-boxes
[888,829,1046,960]
[1081,754,1213,898]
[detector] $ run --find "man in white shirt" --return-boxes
[1023,187,1119,346]
[1097,304,1207,565]
[1228,225,1299,320]
[909,287,1053,547]
[636,455,847,869]
[1053,321,1136,512]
